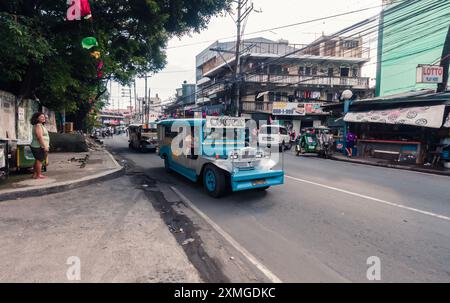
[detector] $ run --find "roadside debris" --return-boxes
[182,238,195,245]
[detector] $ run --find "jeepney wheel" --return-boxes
[203,165,226,198]
[163,155,171,172]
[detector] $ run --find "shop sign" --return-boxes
[18,107,25,122]
[206,116,246,129]
[272,102,324,116]
[416,65,443,84]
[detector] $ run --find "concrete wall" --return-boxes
[0,91,16,140]
[16,99,39,143]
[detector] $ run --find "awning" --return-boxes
[344,105,446,129]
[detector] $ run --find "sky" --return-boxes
[108,0,383,110]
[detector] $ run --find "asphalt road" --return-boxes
[107,135,450,282]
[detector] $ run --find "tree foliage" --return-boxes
[0,0,231,121]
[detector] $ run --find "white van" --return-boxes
[258,125,291,150]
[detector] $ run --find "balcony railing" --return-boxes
[200,82,227,97]
[201,41,370,74]
[245,74,370,89]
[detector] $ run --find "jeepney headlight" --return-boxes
[230,152,239,160]
[255,152,263,158]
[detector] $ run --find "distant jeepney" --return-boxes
[157,117,284,197]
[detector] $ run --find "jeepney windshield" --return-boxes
[204,128,244,141]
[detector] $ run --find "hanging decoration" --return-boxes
[81,37,98,49]
[90,51,101,59]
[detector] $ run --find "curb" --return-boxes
[0,150,125,202]
[330,156,450,177]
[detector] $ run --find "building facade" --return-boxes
[376,0,450,96]
[196,36,372,132]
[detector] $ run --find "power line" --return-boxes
[166,3,388,50]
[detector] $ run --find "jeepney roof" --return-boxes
[157,119,204,126]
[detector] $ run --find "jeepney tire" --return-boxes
[256,186,270,191]
[203,165,227,198]
[163,155,171,172]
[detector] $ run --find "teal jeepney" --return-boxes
[158,116,284,197]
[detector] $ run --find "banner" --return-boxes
[272,102,323,116]
[344,105,446,129]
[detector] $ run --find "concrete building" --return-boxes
[196,36,372,132]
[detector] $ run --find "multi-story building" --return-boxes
[196,36,372,132]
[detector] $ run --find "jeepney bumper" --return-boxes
[230,169,284,192]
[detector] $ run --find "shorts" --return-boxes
[346,141,355,149]
[31,147,46,162]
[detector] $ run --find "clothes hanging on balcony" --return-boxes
[312,91,321,99]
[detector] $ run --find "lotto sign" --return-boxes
[416,65,444,84]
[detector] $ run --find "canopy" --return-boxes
[344,105,446,129]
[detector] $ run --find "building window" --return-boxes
[340,67,349,77]
[327,93,333,101]
[312,66,318,76]
[328,68,334,77]
[298,66,305,75]
[352,68,359,77]
[269,65,282,74]
[269,92,275,102]
[305,67,312,76]
[342,40,359,49]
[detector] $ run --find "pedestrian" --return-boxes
[30,112,50,179]
[346,129,357,158]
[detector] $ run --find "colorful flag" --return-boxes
[80,0,92,18]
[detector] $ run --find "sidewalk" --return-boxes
[0,147,123,201]
[331,153,450,176]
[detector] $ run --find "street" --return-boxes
[108,135,450,283]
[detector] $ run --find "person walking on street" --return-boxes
[346,129,357,158]
[30,112,50,179]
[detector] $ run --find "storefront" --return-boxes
[271,102,330,133]
[323,91,450,165]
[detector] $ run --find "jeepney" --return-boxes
[128,123,159,152]
[158,116,284,197]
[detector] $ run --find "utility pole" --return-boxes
[144,75,148,125]
[437,26,450,93]
[233,0,243,117]
[133,80,137,123]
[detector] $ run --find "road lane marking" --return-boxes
[286,175,450,222]
[170,186,283,283]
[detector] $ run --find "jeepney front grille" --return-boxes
[234,162,255,171]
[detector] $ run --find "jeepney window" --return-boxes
[204,128,243,141]
[164,126,178,139]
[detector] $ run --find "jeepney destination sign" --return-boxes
[206,116,246,128]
